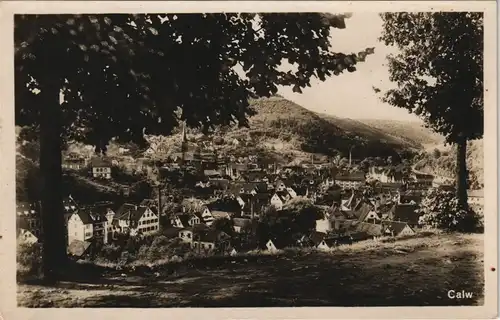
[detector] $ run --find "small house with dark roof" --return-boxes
[387,204,420,227]
[353,222,384,238]
[353,201,380,224]
[270,191,292,210]
[17,215,39,245]
[309,231,327,247]
[265,237,292,252]
[233,217,253,233]
[192,230,231,252]
[170,212,201,229]
[317,237,339,251]
[90,157,112,179]
[382,221,415,237]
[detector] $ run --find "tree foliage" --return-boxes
[16,13,374,150]
[377,12,483,210]
[377,12,483,144]
[418,188,482,232]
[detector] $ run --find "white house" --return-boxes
[368,167,403,183]
[317,238,337,251]
[171,212,201,229]
[178,228,194,243]
[91,157,112,179]
[17,229,38,245]
[67,209,109,246]
[335,172,366,189]
[200,206,216,226]
[383,221,415,237]
[113,203,160,237]
[270,190,292,211]
[315,213,333,233]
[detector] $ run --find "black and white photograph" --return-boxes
[0,1,497,318]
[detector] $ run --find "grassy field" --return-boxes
[17,232,484,307]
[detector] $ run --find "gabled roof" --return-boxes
[388,204,420,225]
[310,231,327,246]
[211,211,232,220]
[114,203,153,222]
[67,240,92,257]
[354,222,383,236]
[267,237,292,249]
[274,190,290,202]
[197,230,228,243]
[163,226,183,238]
[353,201,374,221]
[320,238,338,247]
[90,157,112,167]
[384,221,413,235]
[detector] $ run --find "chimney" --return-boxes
[157,185,162,216]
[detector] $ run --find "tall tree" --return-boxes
[376,12,483,210]
[16,13,373,281]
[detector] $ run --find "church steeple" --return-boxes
[180,120,188,166]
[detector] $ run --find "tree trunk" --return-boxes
[456,138,469,210]
[39,80,67,282]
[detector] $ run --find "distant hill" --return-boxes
[357,119,445,148]
[223,97,421,161]
[17,97,434,167]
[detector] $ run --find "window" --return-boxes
[201,243,205,248]
[187,233,191,239]
[208,244,212,249]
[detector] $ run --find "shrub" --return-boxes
[100,244,122,262]
[17,242,43,278]
[418,188,482,232]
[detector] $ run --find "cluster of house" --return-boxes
[265,188,422,252]
[22,143,485,257]
[17,197,161,254]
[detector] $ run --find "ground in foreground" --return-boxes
[18,232,484,307]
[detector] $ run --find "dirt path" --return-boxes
[18,233,483,307]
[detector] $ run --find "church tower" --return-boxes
[181,120,188,165]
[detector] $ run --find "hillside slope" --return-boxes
[16,97,441,169]
[18,233,483,307]
[207,97,423,162]
[359,119,445,148]
[414,139,484,188]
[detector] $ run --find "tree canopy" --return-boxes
[376,12,483,145]
[16,13,375,152]
[376,12,483,209]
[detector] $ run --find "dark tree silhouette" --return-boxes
[15,13,374,281]
[376,12,483,210]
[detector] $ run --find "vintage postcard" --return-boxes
[0,1,497,319]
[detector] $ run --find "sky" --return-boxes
[277,12,422,123]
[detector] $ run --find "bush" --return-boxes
[100,244,122,262]
[418,188,482,232]
[17,243,43,278]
